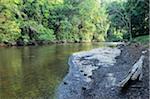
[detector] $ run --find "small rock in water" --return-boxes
[63,82,68,85]
[82,87,87,90]
[80,70,83,72]
[88,75,92,79]
[115,56,119,59]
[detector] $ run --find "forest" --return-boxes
[0,0,149,45]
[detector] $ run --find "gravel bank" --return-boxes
[57,43,149,99]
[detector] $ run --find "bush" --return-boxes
[20,20,55,42]
[38,26,55,41]
[0,20,21,43]
[107,29,124,41]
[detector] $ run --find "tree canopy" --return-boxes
[0,0,149,45]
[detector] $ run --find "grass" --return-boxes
[133,35,149,44]
[132,35,149,48]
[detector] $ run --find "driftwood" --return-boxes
[118,55,144,87]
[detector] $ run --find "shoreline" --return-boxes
[57,43,149,99]
[0,41,126,48]
[57,46,122,99]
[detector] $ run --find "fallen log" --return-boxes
[118,55,144,87]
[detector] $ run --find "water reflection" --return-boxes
[0,43,107,98]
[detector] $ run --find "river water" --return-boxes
[0,43,115,99]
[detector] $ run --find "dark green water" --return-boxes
[0,43,109,99]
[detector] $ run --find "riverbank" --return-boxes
[83,43,149,99]
[0,40,57,47]
[0,35,148,47]
[0,41,126,48]
[57,43,149,99]
[0,35,149,47]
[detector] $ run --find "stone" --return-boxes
[64,82,68,85]
[82,87,87,90]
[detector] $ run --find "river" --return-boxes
[0,43,115,99]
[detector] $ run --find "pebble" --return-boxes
[82,87,87,90]
[64,82,68,85]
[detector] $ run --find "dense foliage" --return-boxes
[125,0,149,38]
[0,0,149,45]
[106,0,149,41]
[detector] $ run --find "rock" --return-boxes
[84,74,87,76]
[88,76,92,79]
[63,82,68,85]
[80,70,84,72]
[82,87,87,90]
